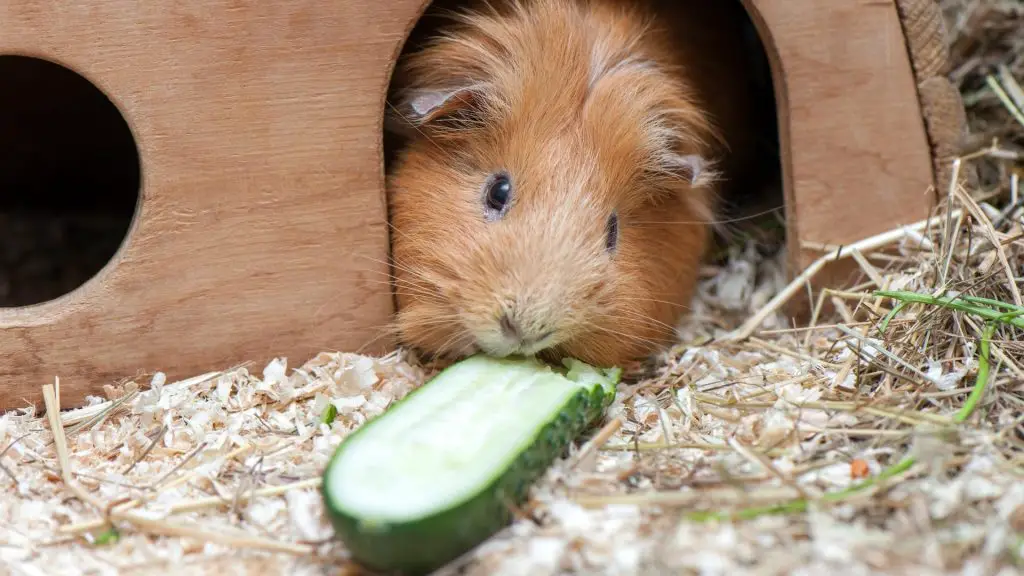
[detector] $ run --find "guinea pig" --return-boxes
[385,0,761,368]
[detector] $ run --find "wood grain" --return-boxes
[0,0,943,411]
[743,0,937,278]
[0,1,430,410]
[895,0,968,189]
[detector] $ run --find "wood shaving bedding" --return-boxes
[2,3,1023,574]
[2,202,1021,575]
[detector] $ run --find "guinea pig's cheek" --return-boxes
[438,284,458,303]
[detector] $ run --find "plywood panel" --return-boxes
[744,0,937,276]
[0,0,429,410]
[0,0,943,411]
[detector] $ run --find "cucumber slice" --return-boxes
[321,354,621,575]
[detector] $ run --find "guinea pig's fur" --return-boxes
[386,0,760,367]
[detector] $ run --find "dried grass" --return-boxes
[941,0,1024,190]
[2,3,1023,575]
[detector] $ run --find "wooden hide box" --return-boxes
[0,0,964,411]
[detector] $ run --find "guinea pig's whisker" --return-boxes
[356,315,464,358]
[352,253,426,280]
[585,311,679,338]
[388,272,440,288]
[399,309,466,329]
[351,314,428,356]
[394,265,453,292]
[392,287,444,299]
[354,327,400,356]
[614,295,693,312]
[360,277,422,290]
[365,278,445,303]
[393,320,460,353]
[596,309,678,333]
[354,277,446,304]
[390,272,441,288]
[353,254,453,297]
[445,332,474,354]
[345,265,405,280]
[597,322,678,346]
[631,204,784,227]
[384,99,445,154]
[579,320,675,347]
[403,314,466,328]
[391,280,448,299]
[395,293,450,307]
[435,328,474,358]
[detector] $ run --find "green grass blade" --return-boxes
[685,457,916,523]
[874,290,1024,329]
[684,321,993,523]
[954,322,995,424]
[878,301,907,334]
[957,294,1024,313]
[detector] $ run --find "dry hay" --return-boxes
[4,158,1023,575]
[943,0,1023,140]
[941,0,1024,189]
[3,6,1024,576]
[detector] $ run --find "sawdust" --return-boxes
[2,2,1023,575]
[4,166,1022,573]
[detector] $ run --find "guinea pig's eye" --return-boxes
[605,212,619,253]
[483,173,512,218]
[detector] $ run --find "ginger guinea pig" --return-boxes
[385,0,759,367]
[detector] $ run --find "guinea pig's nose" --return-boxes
[499,313,522,340]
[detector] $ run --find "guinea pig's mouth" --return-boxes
[472,326,561,359]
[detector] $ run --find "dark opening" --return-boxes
[384,0,785,262]
[716,2,785,261]
[0,55,140,308]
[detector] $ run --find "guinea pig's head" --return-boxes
[386,0,721,367]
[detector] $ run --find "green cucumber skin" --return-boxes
[321,358,617,575]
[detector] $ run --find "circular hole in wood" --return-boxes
[0,55,140,308]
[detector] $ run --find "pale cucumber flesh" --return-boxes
[325,355,615,522]
[321,354,621,574]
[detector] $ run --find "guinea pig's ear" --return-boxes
[387,85,483,137]
[408,87,478,123]
[667,153,715,188]
[662,152,718,224]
